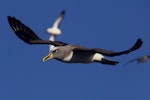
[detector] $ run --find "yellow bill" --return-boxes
[42,52,54,62]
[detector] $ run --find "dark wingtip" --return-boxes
[137,38,143,44]
[7,16,68,46]
[7,16,39,45]
[7,16,15,31]
[7,16,16,21]
[131,38,143,51]
[7,16,12,23]
[122,38,143,55]
[7,16,12,19]
[108,38,143,57]
[7,16,11,19]
[61,10,65,15]
[7,16,18,26]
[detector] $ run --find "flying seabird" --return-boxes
[46,10,65,51]
[125,55,150,65]
[7,16,143,65]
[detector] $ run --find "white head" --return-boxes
[42,46,72,62]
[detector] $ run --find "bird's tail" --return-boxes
[100,58,119,65]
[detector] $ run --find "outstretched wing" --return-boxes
[73,38,143,57]
[7,16,68,46]
[91,38,143,56]
[53,10,65,28]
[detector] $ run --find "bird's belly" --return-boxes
[66,53,93,63]
[47,28,61,35]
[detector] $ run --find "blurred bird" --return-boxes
[7,16,143,65]
[125,55,150,65]
[46,10,65,51]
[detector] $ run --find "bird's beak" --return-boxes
[42,52,54,62]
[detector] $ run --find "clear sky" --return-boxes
[1,0,150,100]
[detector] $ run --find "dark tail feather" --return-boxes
[100,58,119,65]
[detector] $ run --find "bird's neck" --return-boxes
[49,34,56,52]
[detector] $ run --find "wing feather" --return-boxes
[7,16,67,46]
[7,16,143,57]
[73,38,143,57]
[53,10,65,28]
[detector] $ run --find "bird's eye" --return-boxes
[53,49,57,52]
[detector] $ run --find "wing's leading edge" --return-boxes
[7,16,67,46]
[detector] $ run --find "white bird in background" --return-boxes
[46,10,65,51]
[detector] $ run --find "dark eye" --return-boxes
[53,49,57,52]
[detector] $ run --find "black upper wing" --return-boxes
[73,38,143,57]
[7,16,68,46]
[91,38,143,56]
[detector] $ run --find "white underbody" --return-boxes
[47,27,61,35]
[61,52,104,63]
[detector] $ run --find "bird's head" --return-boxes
[42,47,59,62]
[42,45,73,62]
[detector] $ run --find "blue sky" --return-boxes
[1,0,150,100]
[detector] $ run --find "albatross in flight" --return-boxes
[7,16,143,65]
[46,10,65,51]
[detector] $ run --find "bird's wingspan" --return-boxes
[7,16,143,56]
[7,16,68,46]
[73,38,143,57]
[53,10,65,28]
